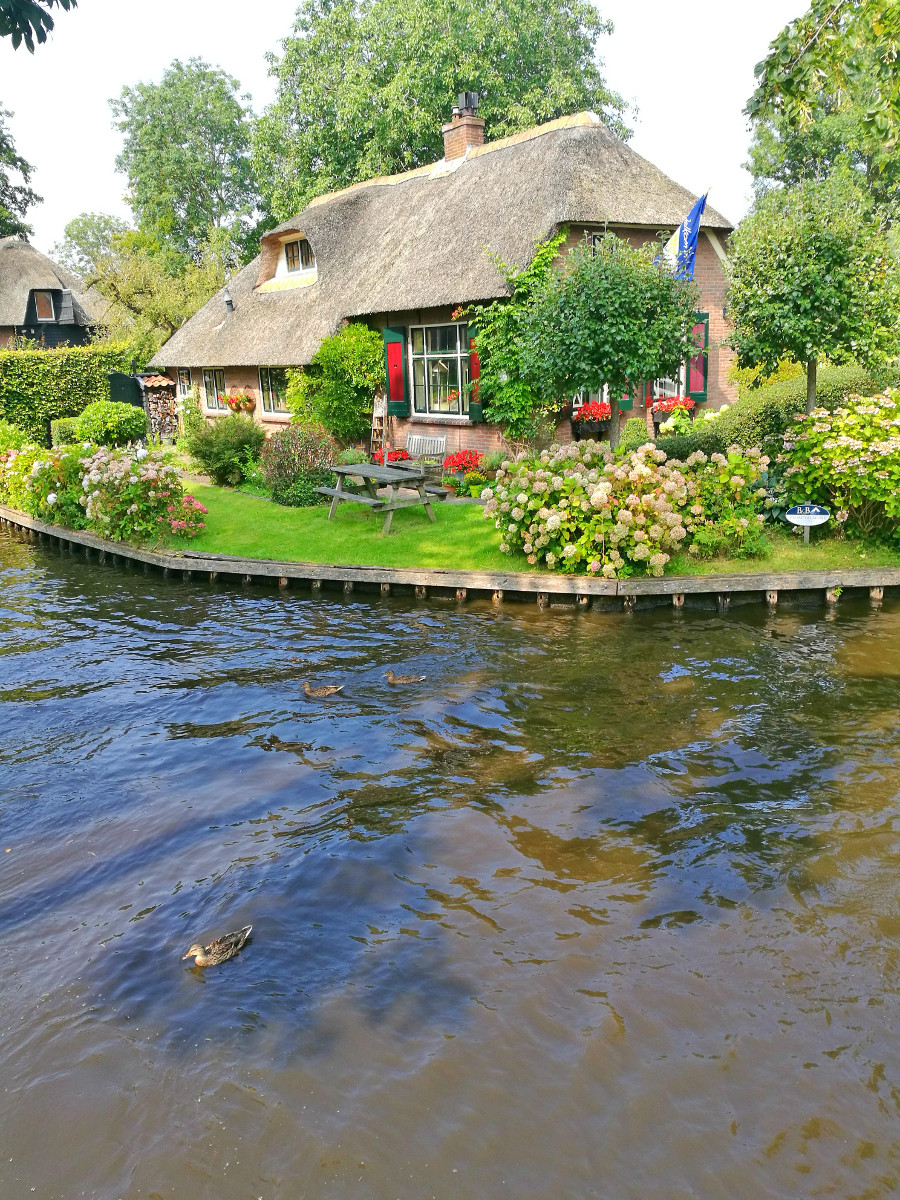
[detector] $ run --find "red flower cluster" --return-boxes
[443,449,482,472]
[373,448,410,464]
[652,397,695,414]
[573,400,612,422]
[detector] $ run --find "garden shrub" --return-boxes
[483,440,771,576]
[617,417,653,454]
[184,414,265,486]
[0,418,29,450]
[178,392,205,440]
[75,401,148,446]
[480,450,507,473]
[50,417,79,446]
[336,447,368,465]
[260,422,337,506]
[0,342,134,445]
[781,389,900,541]
[0,444,202,541]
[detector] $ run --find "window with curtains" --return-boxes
[177,368,192,397]
[202,368,226,411]
[258,367,289,414]
[34,291,54,321]
[284,238,314,273]
[409,324,470,417]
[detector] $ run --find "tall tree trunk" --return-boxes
[806,357,817,415]
[609,404,620,449]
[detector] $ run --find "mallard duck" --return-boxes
[384,669,426,684]
[303,681,344,698]
[182,925,252,967]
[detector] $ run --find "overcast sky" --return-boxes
[0,0,802,256]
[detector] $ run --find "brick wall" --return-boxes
[161,366,292,435]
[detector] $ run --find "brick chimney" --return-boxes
[442,92,484,161]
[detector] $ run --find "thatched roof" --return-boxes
[151,112,733,370]
[0,237,103,327]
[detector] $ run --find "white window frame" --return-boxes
[177,368,192,397]
[202,368,226,411]
[258,367,289,414]
[34,290,55,321]
[284,238,315,274]
[408,322,470,418]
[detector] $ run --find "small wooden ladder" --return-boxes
[370,392,387,459]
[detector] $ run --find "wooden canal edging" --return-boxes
[2,503,899,612]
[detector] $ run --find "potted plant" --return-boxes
[464,470,487,497]
[571,399,611,441]
[241,395,256,413]
[442,474,459,494]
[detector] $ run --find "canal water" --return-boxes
[2,529,900,1200]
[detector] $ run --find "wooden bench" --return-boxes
[315,486,384,509]
[404,433,447,479]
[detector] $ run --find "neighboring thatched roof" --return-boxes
[151,112,733,370]
[0,237,104,327]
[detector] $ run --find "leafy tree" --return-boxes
[287,323,385,444]
[85,229,229,361]
[727,177,900,415]
[0,0,75,51]
[255,0,628,220]
[52,211,131,274]
[749,1,900,154]
[461,229,568,442]
[519,234,701,445]
[110,58,261,263]
[0,104,39,237]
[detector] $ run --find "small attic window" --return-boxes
[285,238,314,273]
[34,291,54,321]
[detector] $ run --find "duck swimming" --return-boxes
[303,681,344,697]
[182,925,252,967]
[384,670,426,684]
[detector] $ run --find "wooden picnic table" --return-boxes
[317,462,441,534]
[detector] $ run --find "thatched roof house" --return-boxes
[0,238,104,348]
[151,107,736,452]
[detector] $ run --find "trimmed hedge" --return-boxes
[50,417,80,446]
[0,342,135,445]
[75,400,147,446]
[656,362,900,460]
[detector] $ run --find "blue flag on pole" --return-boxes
[660,193,707,281]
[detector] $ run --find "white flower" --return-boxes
[46,492,57,506]
[135,448,149,460]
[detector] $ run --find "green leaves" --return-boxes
[727,177,900,384]
[0,0,76,53]
[110,59,260,264]
[288,323,385,444]
[254,0,629,220]
[0,104,39,238]
[520,234,701,405]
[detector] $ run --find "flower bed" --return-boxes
[373,448,410,465]
[780,390,900,540]
[0,441,204,542]
[482,440,771,576]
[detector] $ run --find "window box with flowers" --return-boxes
[651,396,695,424]
[571,399,611,440]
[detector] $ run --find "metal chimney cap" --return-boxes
[224,288,234,313]
[457,91,479,113]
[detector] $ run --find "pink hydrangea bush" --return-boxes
[160,493,207,538]
[482,440,771,576]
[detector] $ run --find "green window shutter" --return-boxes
[686,313,709,403]
[383,327,409,416]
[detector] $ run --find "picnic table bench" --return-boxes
[317,462,445,534]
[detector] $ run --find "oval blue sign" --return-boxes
[786,504,830,527]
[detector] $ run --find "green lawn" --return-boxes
[173,485,900,577]
[180,484,517,570]
[669,526,900,575]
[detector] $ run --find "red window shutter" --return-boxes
[383,328,409,416]
[468,336,484,423]
[687,313,709,401]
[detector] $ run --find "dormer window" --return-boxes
[285,238,314,273]
[34,291,54,321]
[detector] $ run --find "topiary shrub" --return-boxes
[75,401,148,446]
[184,414,266,486]
[50,417,79,446]
[260,422,338,506]
[0,418,29,450]
[617,416,654,454]
[287,324,385,444]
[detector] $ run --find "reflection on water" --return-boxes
[3,529,900,1198]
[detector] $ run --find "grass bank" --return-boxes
[183,484,516,571]
[176,485,900,577]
